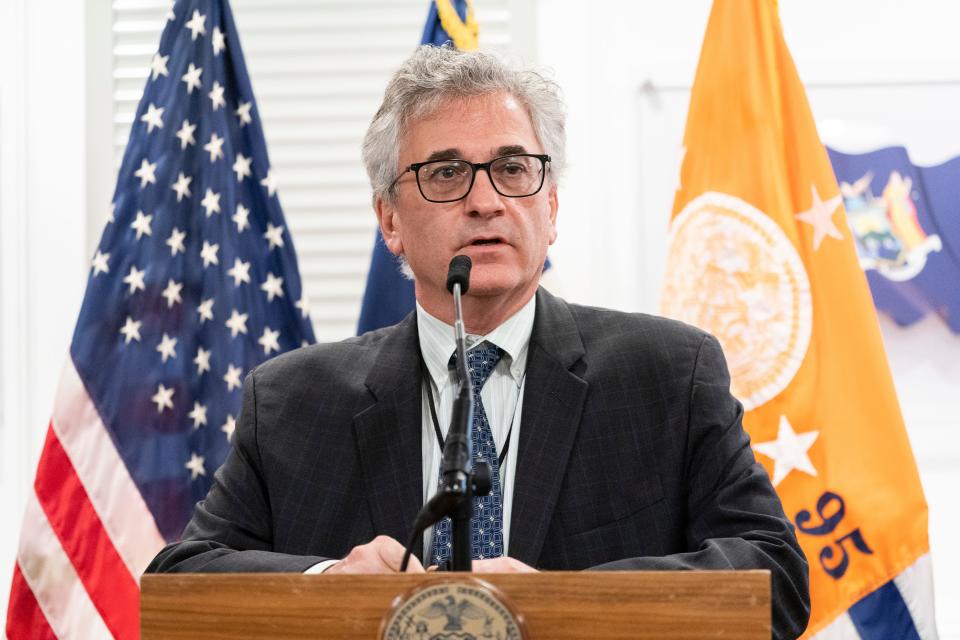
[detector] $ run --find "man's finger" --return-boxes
[472,557,538,573]
[373,536,402,570]
[403,553,426,573]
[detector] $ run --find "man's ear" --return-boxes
[375,195,404,256]
[546,182,559,245]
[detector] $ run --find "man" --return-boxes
[148,45,810,638]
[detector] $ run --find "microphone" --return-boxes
[446,255,471,294]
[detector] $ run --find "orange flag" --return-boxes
[661,1,936,637]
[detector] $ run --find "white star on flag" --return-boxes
[208,81,226,111]
[193,346,212,375]
[212,26,226,55]
[184,10,206,40]
[200,241,220,268]
[185,452,206,479]
[260,272,284,302]
[188,402,208,429]
[161,279,183,308]
[140,103,165,133]
[203,132,225,163]
[795,184,844,251]
[123,265,146,294]
[221,415,236,441]
[119,316,142,344]
[225,310,249,337]
[150,53,169,80]
[260,169,278,196]
[223,363,243,391]
[258,327,281,355]
[91,250,110,276]
[263,223,285,250]
[166,227,187,256]
[295,296,310,319]
[232,203,250,232]
[232,153,252,181]
[176,119,197,149]
[181,63,203,94]
[171,172,192,202]
[131,210,153,239]
[152,384,175,413]
[156,333,178,363]
[227,258,251,286]
[752,415,820,487]
[134,158,158,188]
[107,202,115,223]
[235,101,252,127]
[197,298,215,323]
[200,188,221,217]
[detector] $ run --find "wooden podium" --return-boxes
[141,571,769,639]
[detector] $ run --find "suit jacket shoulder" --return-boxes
[564,299,712,366]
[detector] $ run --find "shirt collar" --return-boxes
[416,295,536,390]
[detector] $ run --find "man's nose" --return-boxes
[464,168,505,217]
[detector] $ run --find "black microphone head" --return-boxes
[446,255,472,294]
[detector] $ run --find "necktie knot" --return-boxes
[450,342,502,392]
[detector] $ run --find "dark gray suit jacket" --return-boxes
[147,288,810,638]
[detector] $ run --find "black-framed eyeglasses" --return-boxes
[389,153,551,203]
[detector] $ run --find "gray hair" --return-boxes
[362,45,566,203]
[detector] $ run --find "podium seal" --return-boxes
[380,578,526,640]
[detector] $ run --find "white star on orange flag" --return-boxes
[752,415,819,487]
[795,184,843,251]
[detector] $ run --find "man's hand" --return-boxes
[471,557,538,573]
[324,536,425,574]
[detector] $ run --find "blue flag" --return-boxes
[828,146,960,333]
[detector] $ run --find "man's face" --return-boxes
[376,92,558,313]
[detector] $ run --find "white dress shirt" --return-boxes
[305,296,535,573]
[417,297,535,559]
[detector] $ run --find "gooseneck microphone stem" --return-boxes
[452,282,469,383]
[447,278,474,571]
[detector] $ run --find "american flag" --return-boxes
[5,0,315,637]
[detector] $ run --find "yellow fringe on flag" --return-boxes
[435,0,479,51]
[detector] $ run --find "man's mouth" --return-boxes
[467,236,506,247]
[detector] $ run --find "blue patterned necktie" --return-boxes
[430,342,504,566]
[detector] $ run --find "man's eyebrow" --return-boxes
[421,145,531,163]
[495,145,528,156]
[424,148,462,162]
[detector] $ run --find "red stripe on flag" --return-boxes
[33,423,141,640]
[6,563,58,640]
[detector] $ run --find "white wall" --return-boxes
[1,0,957,633]
[0,0,90,620]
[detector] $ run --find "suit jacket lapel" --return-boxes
[509,289,588,566]
[352,314,425,559]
